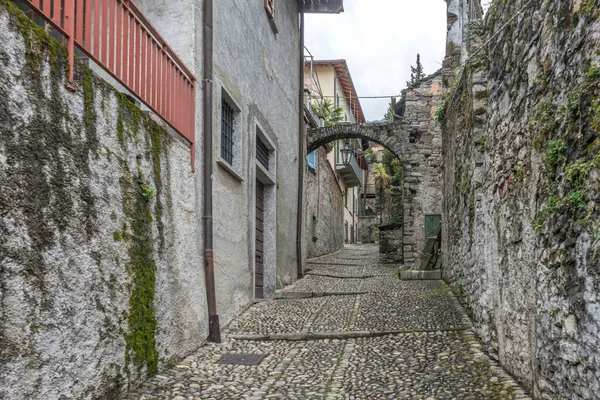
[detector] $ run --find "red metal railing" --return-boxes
[24,0,196,169]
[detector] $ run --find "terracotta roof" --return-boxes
[297,0,344,14]
[307,59,365,124]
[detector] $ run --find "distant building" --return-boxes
[304,59,367,244]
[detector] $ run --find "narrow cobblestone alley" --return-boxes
[125,245,530,400]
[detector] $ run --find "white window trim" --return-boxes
[255,120,276,185]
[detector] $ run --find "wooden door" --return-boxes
[255,180,265,299]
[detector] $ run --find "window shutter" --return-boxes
[307,150,317,170]
[425,215,442,238]
[264,0,275,19]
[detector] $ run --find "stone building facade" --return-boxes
[0,5,207,397]
[0,0,325,397]
[442,0,600,398]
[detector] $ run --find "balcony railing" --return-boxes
[23,0,196,169]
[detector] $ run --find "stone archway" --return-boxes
[306,73,445,268]
[307,121,413,164]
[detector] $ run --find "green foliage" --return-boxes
[113,231,122,242]
[514,161,524,178]
[406,53,426,88]
[590,98,600,132]
[546,138,567,177]
[534,195,563,231]
[140,184,155,202]
[595,227,600,241]
[566,190,586,210]
[435,99,447,122]
[474,107,487,116]
[312,99,344,127]
[546,195,564,214]
[364,148,377,163]
[550,307,560,317]
[383,101,395,122]
[474,90,488,100]
[476,138,486,153]
[529,97,556,148]
[372,164,391,224]
[585,64,600,83]
[466,20,486,41]
[565,158,593,188]
[582,0,597,16]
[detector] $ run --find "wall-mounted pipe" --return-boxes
[203,0,220,343]
[296,10,305,280]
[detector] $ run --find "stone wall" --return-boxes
[378,226,404,264]
[442,1,600,398]
[304,147,345,259]
[358,215,379,243]
[401,74,445,267]
[0,3,207,398]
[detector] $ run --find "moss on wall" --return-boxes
[0,0,173,387]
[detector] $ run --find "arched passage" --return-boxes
[306,121,413,164]
[305,73,445,268]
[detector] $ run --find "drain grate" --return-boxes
[218,354,266,366]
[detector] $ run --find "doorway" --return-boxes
[255,179,265,299]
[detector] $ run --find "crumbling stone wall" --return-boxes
[442,1,600,398]
[0,3,207,398]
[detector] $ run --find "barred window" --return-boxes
[256,135,270,170]
[221,99,235,165]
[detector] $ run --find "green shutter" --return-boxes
[425,215,441,238]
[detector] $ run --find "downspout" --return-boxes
[203,0,221,343]
[296,10,305,279]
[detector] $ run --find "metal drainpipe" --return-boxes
[203,0,220,343]
[296,10,305,280]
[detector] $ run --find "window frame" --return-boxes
[217,86,244,181]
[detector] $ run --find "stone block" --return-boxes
[400,270,442,280]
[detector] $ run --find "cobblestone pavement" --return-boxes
[124,245,530,400]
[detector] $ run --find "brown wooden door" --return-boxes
[255,180,265,299]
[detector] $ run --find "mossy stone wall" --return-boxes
[442,0,600,398]
[0,2,207,398]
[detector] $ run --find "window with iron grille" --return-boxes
[221,99,235,165]
[256,135,270,170]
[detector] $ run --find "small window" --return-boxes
[256,135,270,170]
[221,98,235,165]
[218,87,243,180]
[307,150,317,171]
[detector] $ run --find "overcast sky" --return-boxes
[304,0,448,122]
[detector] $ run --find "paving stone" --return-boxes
[124,245,530,400]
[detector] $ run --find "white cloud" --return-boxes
[304,0,447,122]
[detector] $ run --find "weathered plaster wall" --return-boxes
[137,0,301,316]
[0,3,207,398]
[442,1,600,398]
[304,147,345,259]
[211,0,300,312]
